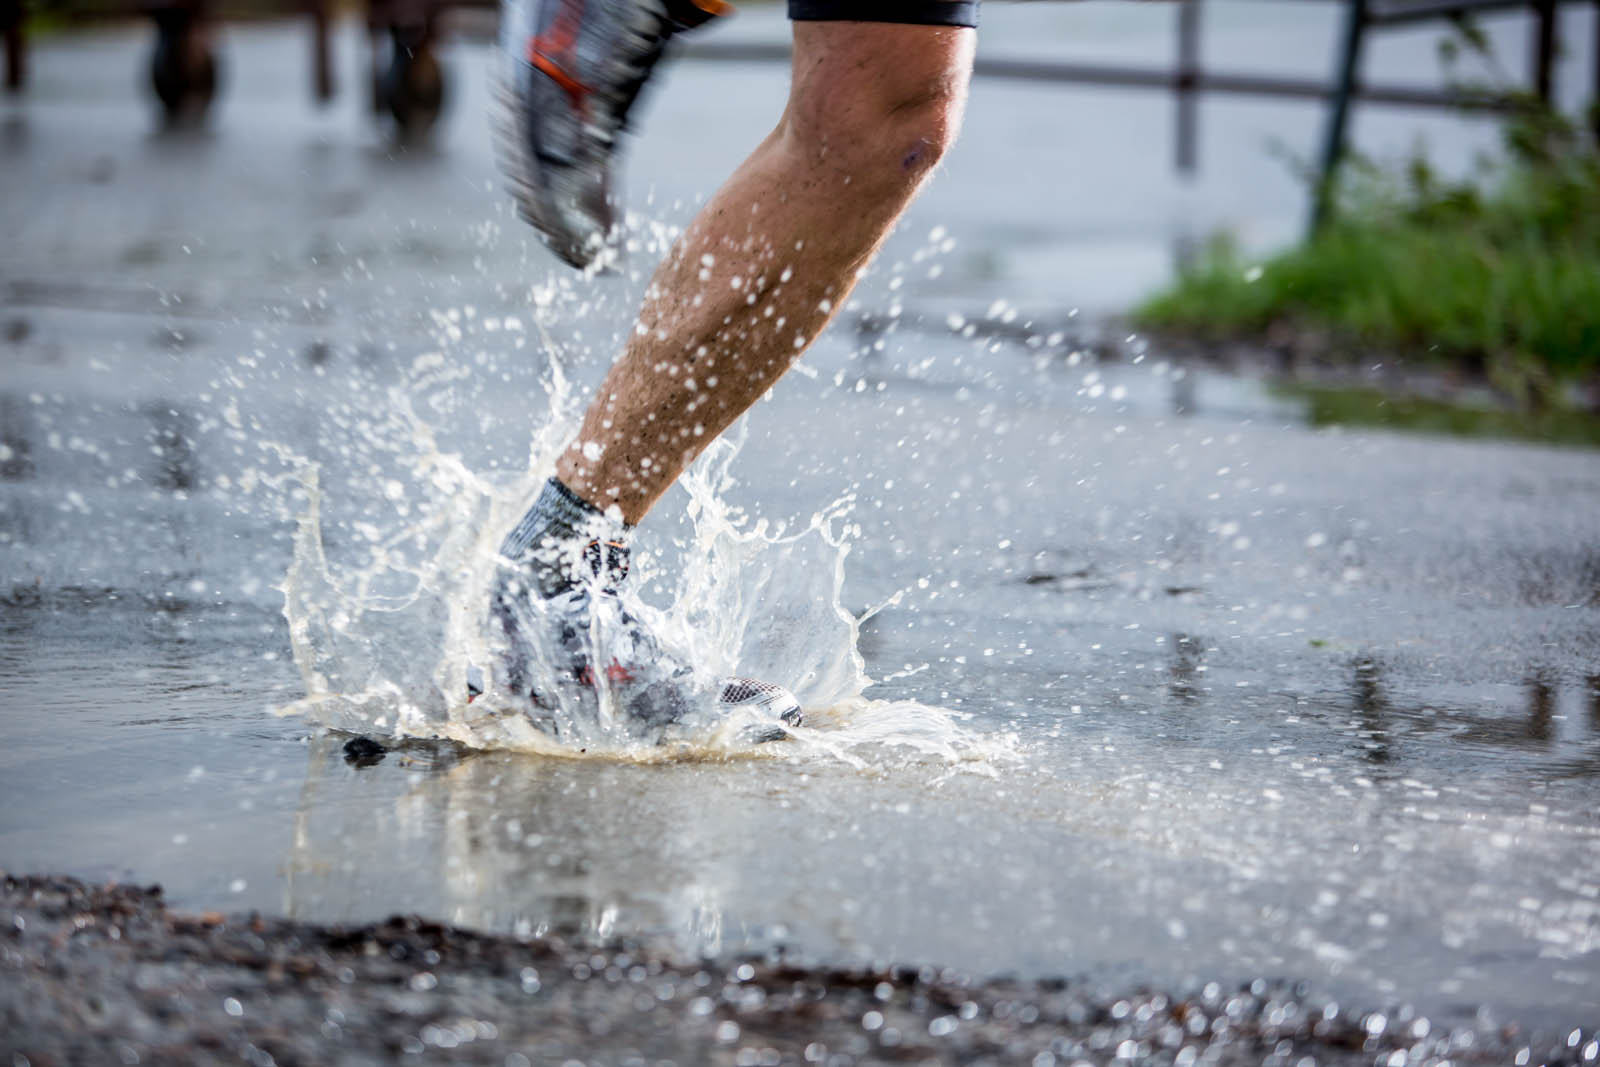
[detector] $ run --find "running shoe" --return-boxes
[493,0,729,268]
[486,537,802,744]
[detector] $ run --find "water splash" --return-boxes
[275,344,1003,768]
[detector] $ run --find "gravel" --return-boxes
[4,873,1591,1067]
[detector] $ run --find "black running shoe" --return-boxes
[493,0,729,268]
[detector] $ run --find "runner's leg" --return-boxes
[555,19,976,523]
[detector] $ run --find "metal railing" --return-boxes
[1313,0,1594,230]
[676,0,1600,236]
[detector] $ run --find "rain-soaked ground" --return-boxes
[4,8,1600,1063]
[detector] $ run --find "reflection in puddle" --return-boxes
[1167,631,1204,706]
[1527,670,1555,745]
[0,392,34,482]
[283,735,768,956]
[1351,656,1390,765]
[144,401,198,491]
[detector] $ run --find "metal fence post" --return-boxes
[1533,0,1557,101]
[1175,0,1202,175]
[2,0,22,93]
[1312,0,1370,236]
[312,0,335,103]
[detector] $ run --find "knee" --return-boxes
[881,84,967,177]
[782,48,970,195]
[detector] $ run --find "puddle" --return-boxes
[4,287,1598,1036]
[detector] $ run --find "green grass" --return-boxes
[1135,109,1600,411]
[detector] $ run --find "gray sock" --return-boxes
[500,477,631,598]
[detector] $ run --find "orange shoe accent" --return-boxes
[687,0,732,15]
[530,51,591,109]
[527,0,592,109]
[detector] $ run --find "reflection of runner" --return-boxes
[489,0,977,729]
[286,734,741,949]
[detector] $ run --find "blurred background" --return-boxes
[2,0,1594,308]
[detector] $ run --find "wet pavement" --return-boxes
[4,8,1600,1063]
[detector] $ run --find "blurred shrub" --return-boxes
[1137,33,1600,412]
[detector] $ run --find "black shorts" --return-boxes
[788,0,979,28]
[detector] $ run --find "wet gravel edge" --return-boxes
[1,873,1590,1067]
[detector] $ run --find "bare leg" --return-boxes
[555,20,976,523]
